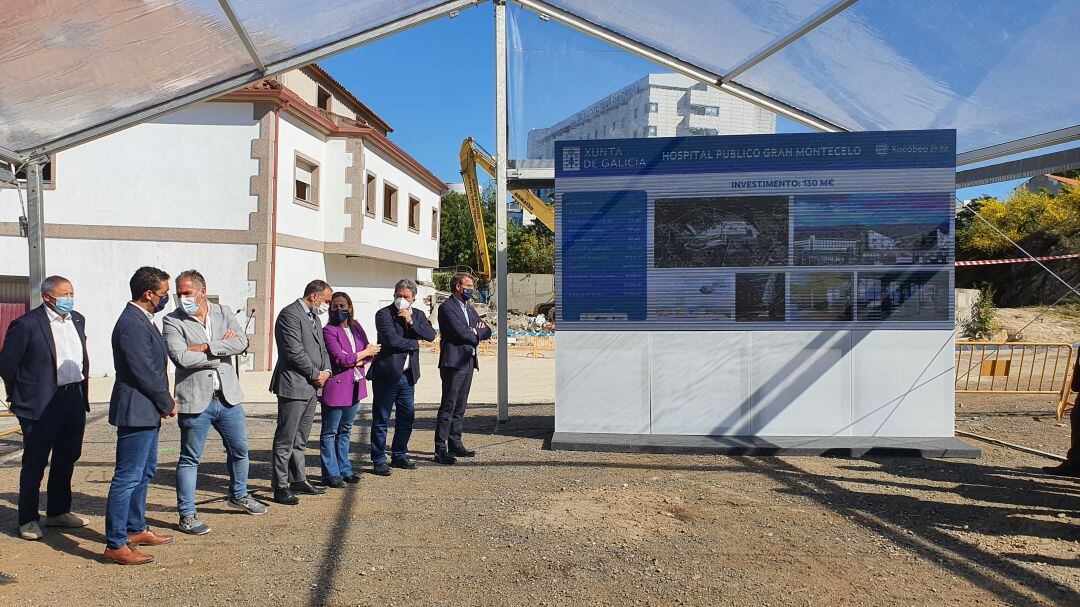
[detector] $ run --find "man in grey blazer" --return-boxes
[162,270,267,535]
[269,280,333,505]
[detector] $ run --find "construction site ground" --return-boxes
[1,340,1077,606]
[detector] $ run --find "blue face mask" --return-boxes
[52,296,74,315]
[153,293,170,313]
[179,296,200,316]
[330,310,349,326]
[461,288,474,301]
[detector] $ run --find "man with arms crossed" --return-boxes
[269,280,333,505]
[162,270,267,535]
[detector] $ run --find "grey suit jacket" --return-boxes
[162,303,247,414]
[269,300,330,400]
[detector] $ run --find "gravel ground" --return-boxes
[0,355,1077,606]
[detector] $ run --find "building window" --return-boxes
[647,102,658,113]
[647,126,657,136]
[2,157,55,189]
[293,153,319,209]
[365,172,377,217]
[408,195,421,232]
[704,106,720,117]
[432,209,439,239]
[383,181,398,224]
[316,86,331,111]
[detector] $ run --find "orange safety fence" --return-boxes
[0,396,19,438]
[954,342,1075,419]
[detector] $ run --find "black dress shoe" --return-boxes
[390,458,417,470]
[343,474,361,484]
[1042,462,1080,477]
[273,489,300,505]
[449,447,476,458]
[323,477,345,488]
[433,452,457,465]
[371,463,392,476]
[289,481,327,495]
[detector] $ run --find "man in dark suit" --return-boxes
[434,273,492,464]
[0,276,90,541]
[102,267,177,566]
[1044,356,1080,478]
[367,279,436,475]
[269,280,333,505]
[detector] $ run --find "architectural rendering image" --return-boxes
[790,272,854,321]
[735,272,786,322]
[654,196,789,268]
[856,271,950,322]
[793,194,952,266]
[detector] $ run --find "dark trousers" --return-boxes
[272,396,317,489]
[105,426,158,549]
[17,388,86,525]
[1068,397,1079,464]
[370,372,416,464]
[436,366,474,453]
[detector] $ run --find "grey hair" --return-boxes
[40,275,71,295]
[176,269,206,290]
[394,279,417,297]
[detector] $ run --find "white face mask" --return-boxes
[314,301,329,315]
[394,297,411,310]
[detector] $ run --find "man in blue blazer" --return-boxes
[102,266,178,566]
[434,273,492,464]
[0,276,90,541]
[367,279,436,475]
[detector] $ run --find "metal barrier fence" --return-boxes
[955,342,1075,419]
[0,398,19,438]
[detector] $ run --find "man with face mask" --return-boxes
[0,276,90,542]
[269,280,333,505]
[434,272,492,464]
[367,279,436,475]
[103,266,178,565]
[162,270,266,535]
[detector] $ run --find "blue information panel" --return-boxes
[555,130,956,331]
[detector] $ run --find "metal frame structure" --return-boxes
[4,0,1080,420]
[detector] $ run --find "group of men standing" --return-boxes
[0,268,492,565]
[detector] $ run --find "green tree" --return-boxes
[508,222,554,274]
[439,185,555,277]
[956,185,1080,258]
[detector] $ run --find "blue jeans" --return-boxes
[320,403,358,479]
[370,372,415,465]
[176,398,250,516]
[105,426,158,549]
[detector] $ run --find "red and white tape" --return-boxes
[955,253,1080,267]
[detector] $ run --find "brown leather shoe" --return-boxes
[128,528,174,546]
[103,543,154,565]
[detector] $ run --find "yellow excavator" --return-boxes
[458,137,555,283]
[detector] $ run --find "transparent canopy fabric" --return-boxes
[0,0,1076,159]
[541,0,1080,154]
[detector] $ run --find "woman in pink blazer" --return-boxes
[319,292,380,487]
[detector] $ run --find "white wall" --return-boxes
[276,114,329,241]
[360,147,440,262]
[0,235,256,376]
[557,329,956,438]
[0,103,258,229]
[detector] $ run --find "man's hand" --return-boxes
[223,329,237,340]
[314,370,331,388]
[475,322,487,330]
[163,397,179,419]
[396,308,413,325]
[186,342,210,353]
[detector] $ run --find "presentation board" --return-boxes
[555,130,955,331]
[553,130,959,443]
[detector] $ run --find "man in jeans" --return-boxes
[367,279,436,475]
[162,270,266,535]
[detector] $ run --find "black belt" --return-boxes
[57,383,82,392]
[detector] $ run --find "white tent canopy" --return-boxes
[2,0,1078,166]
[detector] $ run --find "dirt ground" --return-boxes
[1,353,1078,607]
[990,305,1080,344]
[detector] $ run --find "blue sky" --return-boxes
[319,4,1042,201]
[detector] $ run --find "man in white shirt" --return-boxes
[0,276,90,541]
[162,270,266,535]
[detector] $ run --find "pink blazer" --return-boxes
[320,322,372,407]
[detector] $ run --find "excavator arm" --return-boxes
[458,138,493,281]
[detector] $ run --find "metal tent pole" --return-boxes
[25,160,46,307]
[494,0,510,422]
